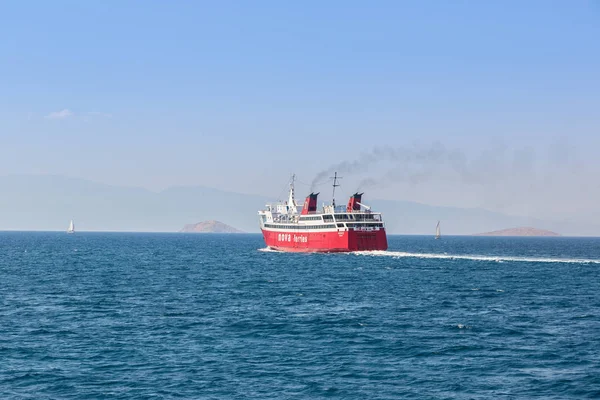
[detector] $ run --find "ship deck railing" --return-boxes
[302,209,378,215]
[270,215,382,224]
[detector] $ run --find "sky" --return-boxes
[1,1,599,223]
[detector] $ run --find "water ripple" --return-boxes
[1,233,599,399]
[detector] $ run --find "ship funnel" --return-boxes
[301,193,319,215]
[346,192,363,212]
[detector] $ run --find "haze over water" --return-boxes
[2,2,600,229]
[1,232,599,398]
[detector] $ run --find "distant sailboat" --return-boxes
[67,220,75,234]
[435,221,441,239]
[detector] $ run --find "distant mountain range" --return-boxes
[474,227,560,237]
[0,174,597,236]
[180,220,244,233]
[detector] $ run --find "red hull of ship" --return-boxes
[261,228,388,253]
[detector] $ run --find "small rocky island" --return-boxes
[179,220,244,233]
[474,227,560,237]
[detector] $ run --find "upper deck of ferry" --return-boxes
[262,207,382,223]
[258,173,385,228]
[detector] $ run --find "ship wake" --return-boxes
[352,250,600,265]
[258,247,282,253]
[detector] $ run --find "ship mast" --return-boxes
[287,174,298,214]
[331,172,342,208]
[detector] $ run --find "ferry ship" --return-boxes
[258,174,388,252]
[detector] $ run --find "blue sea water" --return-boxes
[1,232,599,399]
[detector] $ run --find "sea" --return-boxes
[1,232,599,399]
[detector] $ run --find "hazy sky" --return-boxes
[1,1,599,221]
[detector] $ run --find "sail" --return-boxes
[435,221,441,239]
[67,220,75,233]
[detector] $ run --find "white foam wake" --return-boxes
[352,250,600,264]
[258,247,281,253]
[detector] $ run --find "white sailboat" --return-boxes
[435,220,441,239]
[67,220,75,234]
